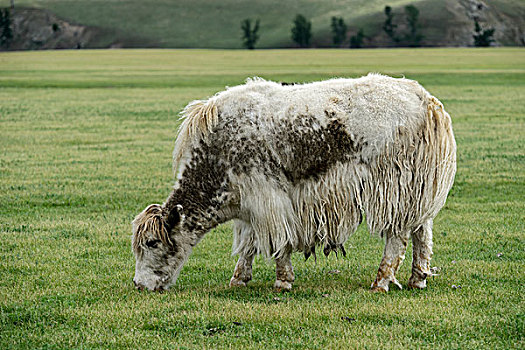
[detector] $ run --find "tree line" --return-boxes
[241,5,496,49]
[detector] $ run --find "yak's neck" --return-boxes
[164,187,224,237]
[163,147,235,238]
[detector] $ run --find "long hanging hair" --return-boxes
[172,99,219,174]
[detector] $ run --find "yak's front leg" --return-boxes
[371,231,409,292]
[408,219,433,289]
[229,220,256,287]
[274,248,294,291]
[229,253,255,287]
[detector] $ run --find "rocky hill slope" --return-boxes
[0,7,111,50]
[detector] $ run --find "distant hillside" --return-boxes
[1,0,523,49]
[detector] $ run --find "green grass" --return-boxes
[1,48,524,349]
[2,0,524,48]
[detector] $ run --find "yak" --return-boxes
[132,74,456,292]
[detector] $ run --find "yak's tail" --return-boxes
[421,96,457,219]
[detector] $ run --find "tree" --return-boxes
[473,18,495,47]
[10,0,14,10]
[404,5,423,46]
[383,5,398,43]
[350,29,365,48]
[330,16,347,47]
[291,14,312,48]
[241,18,260,50]
[0,8,13,48]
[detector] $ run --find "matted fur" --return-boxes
[132,204,172,256]
[168,75,456,259]
[357,96,456,236]
[133,74,457,291]
[226,76,456,259]
[172,99,219,173]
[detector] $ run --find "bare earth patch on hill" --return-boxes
[1,7,114,50]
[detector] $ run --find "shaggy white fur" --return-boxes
[133,73,456,292]
[174,74,456,260]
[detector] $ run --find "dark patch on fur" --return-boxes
[164,205,181,231]
[162,103,365,239]
[163,132,232,237]
[208,112,364,186]
[146,239,160,248]
[277,116,364,184]
[209,117,284,180]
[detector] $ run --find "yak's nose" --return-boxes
[133,279,145,291]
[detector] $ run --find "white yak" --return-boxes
[132,74,456,292]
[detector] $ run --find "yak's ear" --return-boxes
[165,204,184,231]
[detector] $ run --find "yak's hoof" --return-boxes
[371,286,388,293]
[229,277,247,288]
[371,277,403,292]
[408,278,427,289]
[371,279,389,292]
[274,279,293,291]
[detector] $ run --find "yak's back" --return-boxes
[213,74,431,165]
[174,74,440,180]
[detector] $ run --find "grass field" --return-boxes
[0,48,524,349]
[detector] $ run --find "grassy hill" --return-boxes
[1,0,524,48]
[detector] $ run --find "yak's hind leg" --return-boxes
[408,219,433,289]
[230,253,255,287]
[371,230,410,292]
[230,220,256,287]
[274,246,294,291]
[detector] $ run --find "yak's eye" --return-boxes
[145,239,160,248]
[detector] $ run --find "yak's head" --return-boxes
[132,203,193,291]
